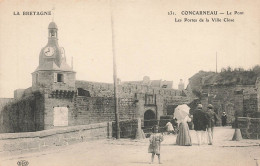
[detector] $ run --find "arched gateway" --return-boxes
[144,110,156,128]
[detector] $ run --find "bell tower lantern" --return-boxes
[48,22,58,38]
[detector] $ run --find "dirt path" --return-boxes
[1,127,259,166]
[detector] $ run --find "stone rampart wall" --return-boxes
[201,84,258,125]
[44,96,138,130]
[237,117,260,139]
[0,92,44,133]
[0,122,112,155]
[75,81,183,98]
[163,96,190,115]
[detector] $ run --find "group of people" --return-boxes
[148,103,226,164]
[176,103,219,146]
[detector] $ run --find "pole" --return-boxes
[216,52,218,73]
[52,7,55,22]
[110,0,120,139]
[71,56,73,69]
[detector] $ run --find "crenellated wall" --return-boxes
[75,80,183,98]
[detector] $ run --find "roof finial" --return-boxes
[71,56,73,69]
[216,52,218,73]
[52,6,55,22]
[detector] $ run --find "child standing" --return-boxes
[165,121,174,135]
[148,125,164,164]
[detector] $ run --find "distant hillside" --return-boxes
[187,65,260,99]
[206,66,260,86]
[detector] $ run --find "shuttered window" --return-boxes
[57,74,64,82]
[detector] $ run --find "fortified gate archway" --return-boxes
[144,109,156,127]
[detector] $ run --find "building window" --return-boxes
[77,88,90,97]
[162,85,167,88]
[145,94,156,105]
[49,30,57,38]
[57,74,64,82]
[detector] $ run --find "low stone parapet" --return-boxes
[0,122,112,154]
[237,117,260,139]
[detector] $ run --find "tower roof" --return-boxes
[48,22,58,29]
[35,61,59,71]
[35,60,74,72]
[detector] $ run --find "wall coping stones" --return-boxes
[237,117,249,121]
[0,132,40,140]
[0,122,109,140]
[250,118,260,122]
[238,117,260,121]
[237,117,260,139]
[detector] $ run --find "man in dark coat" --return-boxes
[193,104,207,145]
[205,104,219,145]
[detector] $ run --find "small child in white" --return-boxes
[165,121,174,134]
[148,125,164,164]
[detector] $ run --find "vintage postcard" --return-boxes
[0,0,259,166]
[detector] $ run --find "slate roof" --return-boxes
[35,61,74,72]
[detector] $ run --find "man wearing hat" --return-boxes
[205,104,219,145]
[193,104,207,145]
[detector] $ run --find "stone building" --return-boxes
[122,76,173,89]
[178,79,185,90]
[0,22,191,133]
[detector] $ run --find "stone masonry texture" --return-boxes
[237,117,260,139]
[0,122,112,153]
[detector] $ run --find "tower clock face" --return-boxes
[44,47,55,57]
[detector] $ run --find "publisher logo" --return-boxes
[17,160,29,166]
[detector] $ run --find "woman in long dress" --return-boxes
[176,115,192,146]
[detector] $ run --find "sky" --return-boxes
[0,0,259,98]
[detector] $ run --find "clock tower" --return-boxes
[32,22,76,92]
